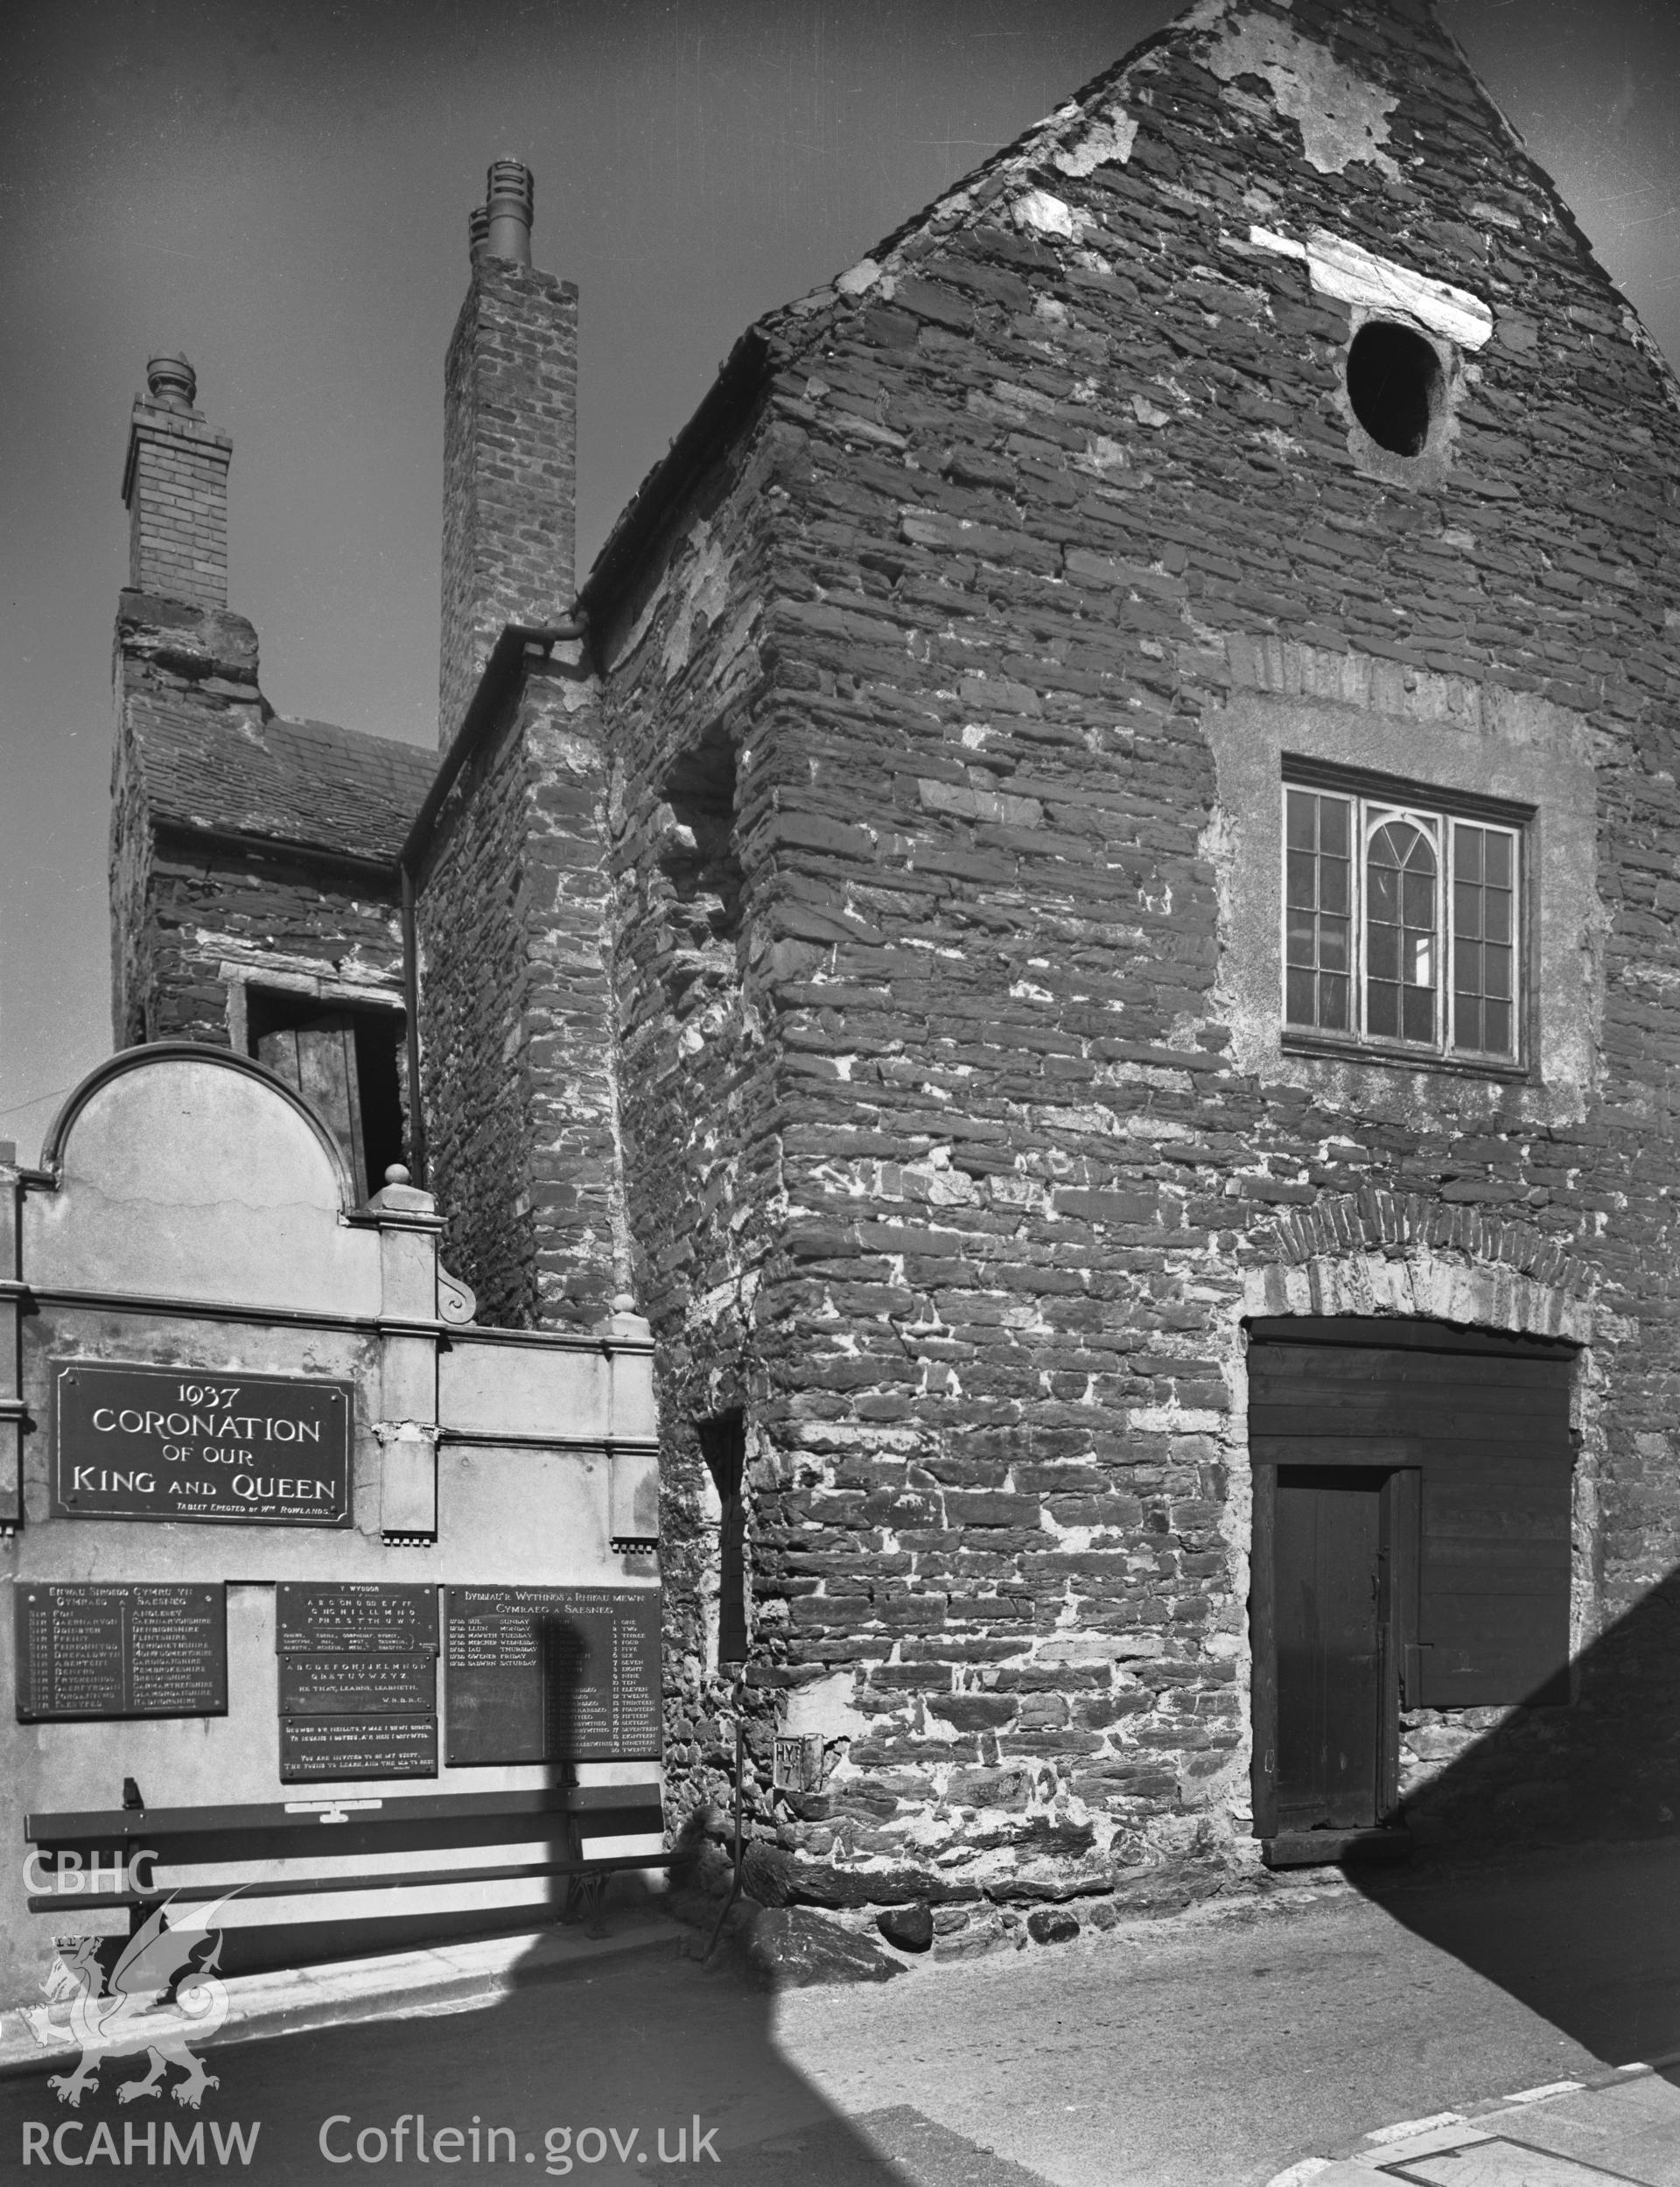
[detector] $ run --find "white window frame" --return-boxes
[1281,774,1526,1069]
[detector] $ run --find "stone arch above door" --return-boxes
[1240,1188,1596,1348]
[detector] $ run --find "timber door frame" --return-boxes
[1250,1438,1421,1844]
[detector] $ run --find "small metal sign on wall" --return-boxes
[773,1735,825,1793]
[52,1361,354,1526]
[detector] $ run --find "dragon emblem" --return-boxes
[34,1893,241,2110]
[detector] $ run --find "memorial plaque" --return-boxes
[444,1587,661,1765]
[275,1585,439,1782]
[276,1582,438,1655]
[278,1653,436,1717]
[280,1717,438,1782]
[52,1362,354,1526]
[15,1583,227,1721]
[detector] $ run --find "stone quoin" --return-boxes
[91,0,1680,1964]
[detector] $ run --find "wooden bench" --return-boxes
[25,1784,667,1966]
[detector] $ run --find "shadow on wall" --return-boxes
[1349,1564,1680,2077]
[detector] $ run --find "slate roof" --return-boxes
[135,703,438,870]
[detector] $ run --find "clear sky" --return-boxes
[2,0,1677,1161]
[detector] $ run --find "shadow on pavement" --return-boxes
[0,1598,1051,2183]
[0,1921,1053,2187]
[1348,1564,1680,2079]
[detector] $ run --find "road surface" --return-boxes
[4,1840,1678,2185]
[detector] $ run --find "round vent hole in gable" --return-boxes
[1346,320,1444,458]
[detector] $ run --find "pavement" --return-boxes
[4,1847,1680,2183]
[0,1903,681,2077]
[1270,2065,1680,2186]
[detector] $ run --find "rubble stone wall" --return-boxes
[588,0,1680,1943]
[592,411,798,1826]
[413,686,543,1328]
[415,648,622,1330]
[130,837,404,1053]
[518,670,626,1329]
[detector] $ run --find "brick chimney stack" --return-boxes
[121,355,232,606]
[438,160,578,744]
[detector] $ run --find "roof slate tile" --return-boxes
[134,702,436,869]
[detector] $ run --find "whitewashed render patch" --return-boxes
[1249,226,1494,349]
[1205,13,1401,178]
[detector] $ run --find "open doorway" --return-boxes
[246,989,406,1205]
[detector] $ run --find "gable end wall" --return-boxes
[580,0,1680,1936]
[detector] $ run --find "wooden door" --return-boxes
[256,1013,368,1204]
[1274,1467,1389,1832]
[1250,1325,1575,1714]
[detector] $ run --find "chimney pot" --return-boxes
[146,354,198,412]
[484,158,534,265]
[468,202,490,266]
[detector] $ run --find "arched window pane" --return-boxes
[1367,819,1437,1044]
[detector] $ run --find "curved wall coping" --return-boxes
[38,1043,355,1214]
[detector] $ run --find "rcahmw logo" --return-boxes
[23,1878,245,2117]
[22,2119,260,2167]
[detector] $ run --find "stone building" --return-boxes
[112,354,432,1202]
[108,0,1680,1954]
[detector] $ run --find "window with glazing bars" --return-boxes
[1284,782,1522,1063]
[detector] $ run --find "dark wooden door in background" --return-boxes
[1274,1467,1387,1831]
[1249,1319,1576,1848]
[256,1013,370,1204]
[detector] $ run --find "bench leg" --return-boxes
[563,1872,610,1935]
